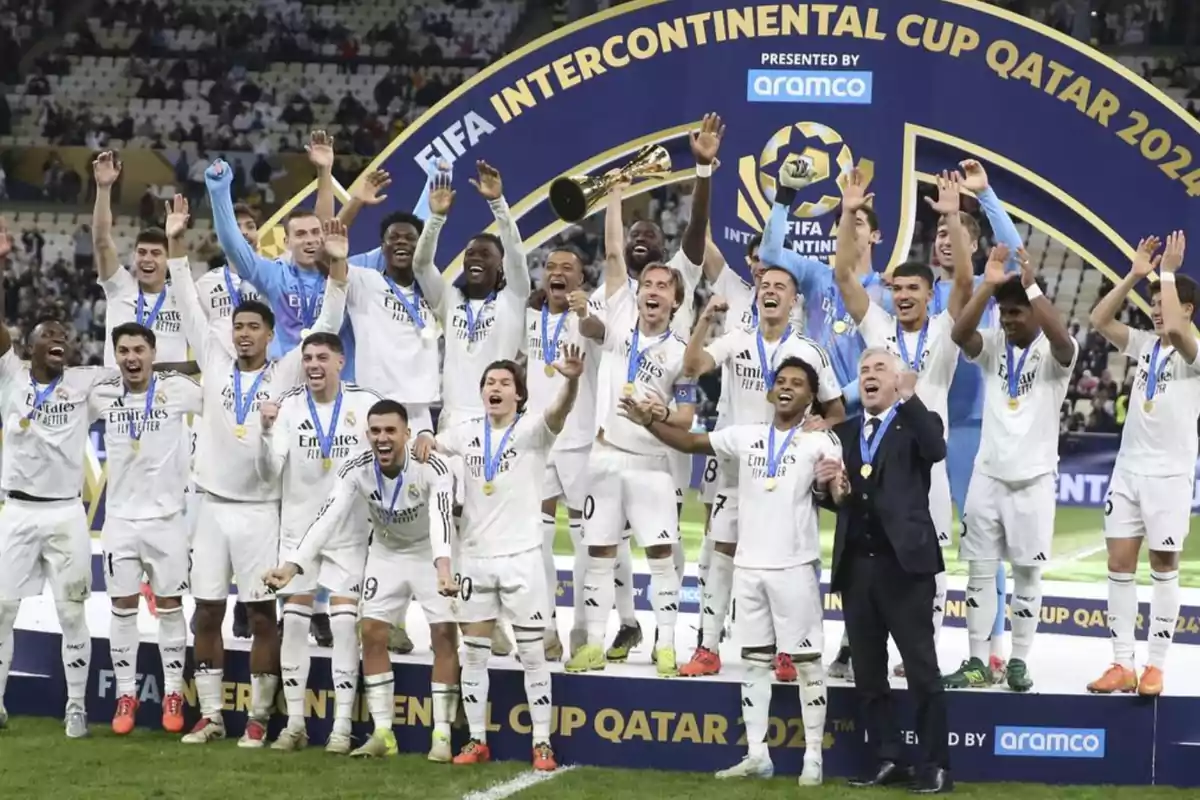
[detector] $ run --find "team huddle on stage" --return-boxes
[0,114,1194,783]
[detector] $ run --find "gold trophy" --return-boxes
[549,144,672,223]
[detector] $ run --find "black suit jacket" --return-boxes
[823,396,947,593]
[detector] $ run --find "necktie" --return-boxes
[865,417,879,445]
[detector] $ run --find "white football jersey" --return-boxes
[859,302,959,433]
[436,413,557,558]
[970,328,1077,482]
[261,382,380,543]
[523,304,598,452]
[704,326,842,426]
[709,424,841,569]
[0,350,114,497]
[599,284,692,456]
[1115,328,1200,477]
[100,268,189,365]
[345,269,440,404]
[194,267,262,341]
[285,447,456,574]
[413,198,530,420]
[89,371,203,519]
[167,256,347,501]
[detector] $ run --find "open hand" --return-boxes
[1160,230,1186,274]
[470,160,503,200]
[163,194,189,240]
[322,218,349,261]
[983,244,1011,285]
[551,343,586,380]
[412,432,435,462]
[841,166,874,213]
[429,171,455,216]
[690,112,725,165]
[353,169,391,205]
[1131,236,1162,278]
[306,129,334,170]
[1016,247,1035,288]
[923,170,962,216]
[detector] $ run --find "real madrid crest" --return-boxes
[408,484,420,500]
[346,411,357,426]
[156,392,167,404]
[56,387,68,400]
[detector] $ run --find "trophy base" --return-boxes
[549,178,589,223]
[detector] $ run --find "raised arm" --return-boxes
[0,220,12,357]
[91,151,123,282]
[1157,231,1196,362]
[542,344,584,434]
[925,171,974,319]
[164,195,217,363]
[412,172,453,319]
[569,290,605,342]
[960,159,1023,270]
[767,160,838,296]
[342,170,395,259]
[205,159,276,292]
[604,181,629,298]
[308,130,336,223]
[683,296,724,377]
[256,400,289,484]
[952,245,1008,359]
[832,166,873,322]
[680,113,724,267]
[1019,253,1075,367]
[896,383,946,464]
[471,161,530,301]
[1090,237,1159,352]
[619,397,715,455]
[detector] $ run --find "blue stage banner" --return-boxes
[11,631,1156,785]
[339,0,1198,292]
[1152,697,1200,788]
[1056,432,1200,510]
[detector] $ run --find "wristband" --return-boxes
[695,163,713,178]
[1161,272,1176,284]
[1025,284,1043,300]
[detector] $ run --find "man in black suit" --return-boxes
[816,347,951,794]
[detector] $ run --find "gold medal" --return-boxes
[18,417,30,430]
[1143,400,1154,413]
[1007,398,1019,410]
[131,439,141,453]
[860,464,873,478]
[301,328,313,339]
[322,457,333,470]
[234,424,247,439]
[833,320,848,335]
[544,364,556,378]
[764,477,777,491]
[482,481,495,496]
[623,382,635,397]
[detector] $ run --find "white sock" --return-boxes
[1107,571,1137,669]
[157,606,186,694]
[672,540,685,583]
[1009,565,1042,663]
[109,607,140,697]
[0,601,19,701]
[280,602,312,728]
[648,556,680,652]
[542,513,558,623]
[329,607,358,735]
[742,653,773,760]
[460,635,491,742]
[583,556,616,648]
[364,672,395,733]
[195,667,224,719]
[431,681,459,738]
[251,673,280,722]
[613,538,637,626]
[1148,569,1181,669]
[700,550,734,651]
[965,560,998,664]
[56,599,91,710]
[697,533,714,594]
[932,571,948,646]
[568,520,586,631]
[796,659,827,758]
[516,631,552,744]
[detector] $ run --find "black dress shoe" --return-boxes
[848,761,914,787]
[911,767,953,794]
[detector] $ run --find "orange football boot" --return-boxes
[532,742,558,771]
[453,739,492,765]
[1086,663,1137,694]
[112,695,139,735]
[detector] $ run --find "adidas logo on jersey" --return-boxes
[468,437,481,448]
[299,419,315,431]
[530,611,543,621]
[736,349,752,360]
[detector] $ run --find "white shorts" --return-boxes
[281,543,367,598]
[708,472,739,545]
[700,455,721,504]
[931,460,953,549]
[190,494,281,603]
[437,409,470,507]
[185,484,202,543]
[583,443,679,548]
[455,547,548,628]
[1104,467,1193,553]
[733,563,823,656]
[670,451,690,503]
[361,546,454,626]
[543,445,590,510]
[101,512,190,599]
[0,498,91,602]
[961,472,1056,567]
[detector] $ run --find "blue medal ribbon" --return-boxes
[1146,340,1171,402]
[755,324,793,388]
[766,423,798,480]
[306,387,343,465]
[136,287,167,330]
[383,275,427,331]
[223,267,243,307]
[483,414,521,485]
[463,293,496,343]
[294,272,320,329]
[541,304,568,369]
[859,404,899,475]
[627,326,672,387]
[23,374,62,427]
[1005,333,1040,404]
[374,459,405,517]
[895,319,929,372]
[232,367,268,428]
[126,375,156,446]
[750,294,760,327]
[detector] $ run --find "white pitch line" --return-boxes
[461,765,577,800]
[1047,538,1109,571]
